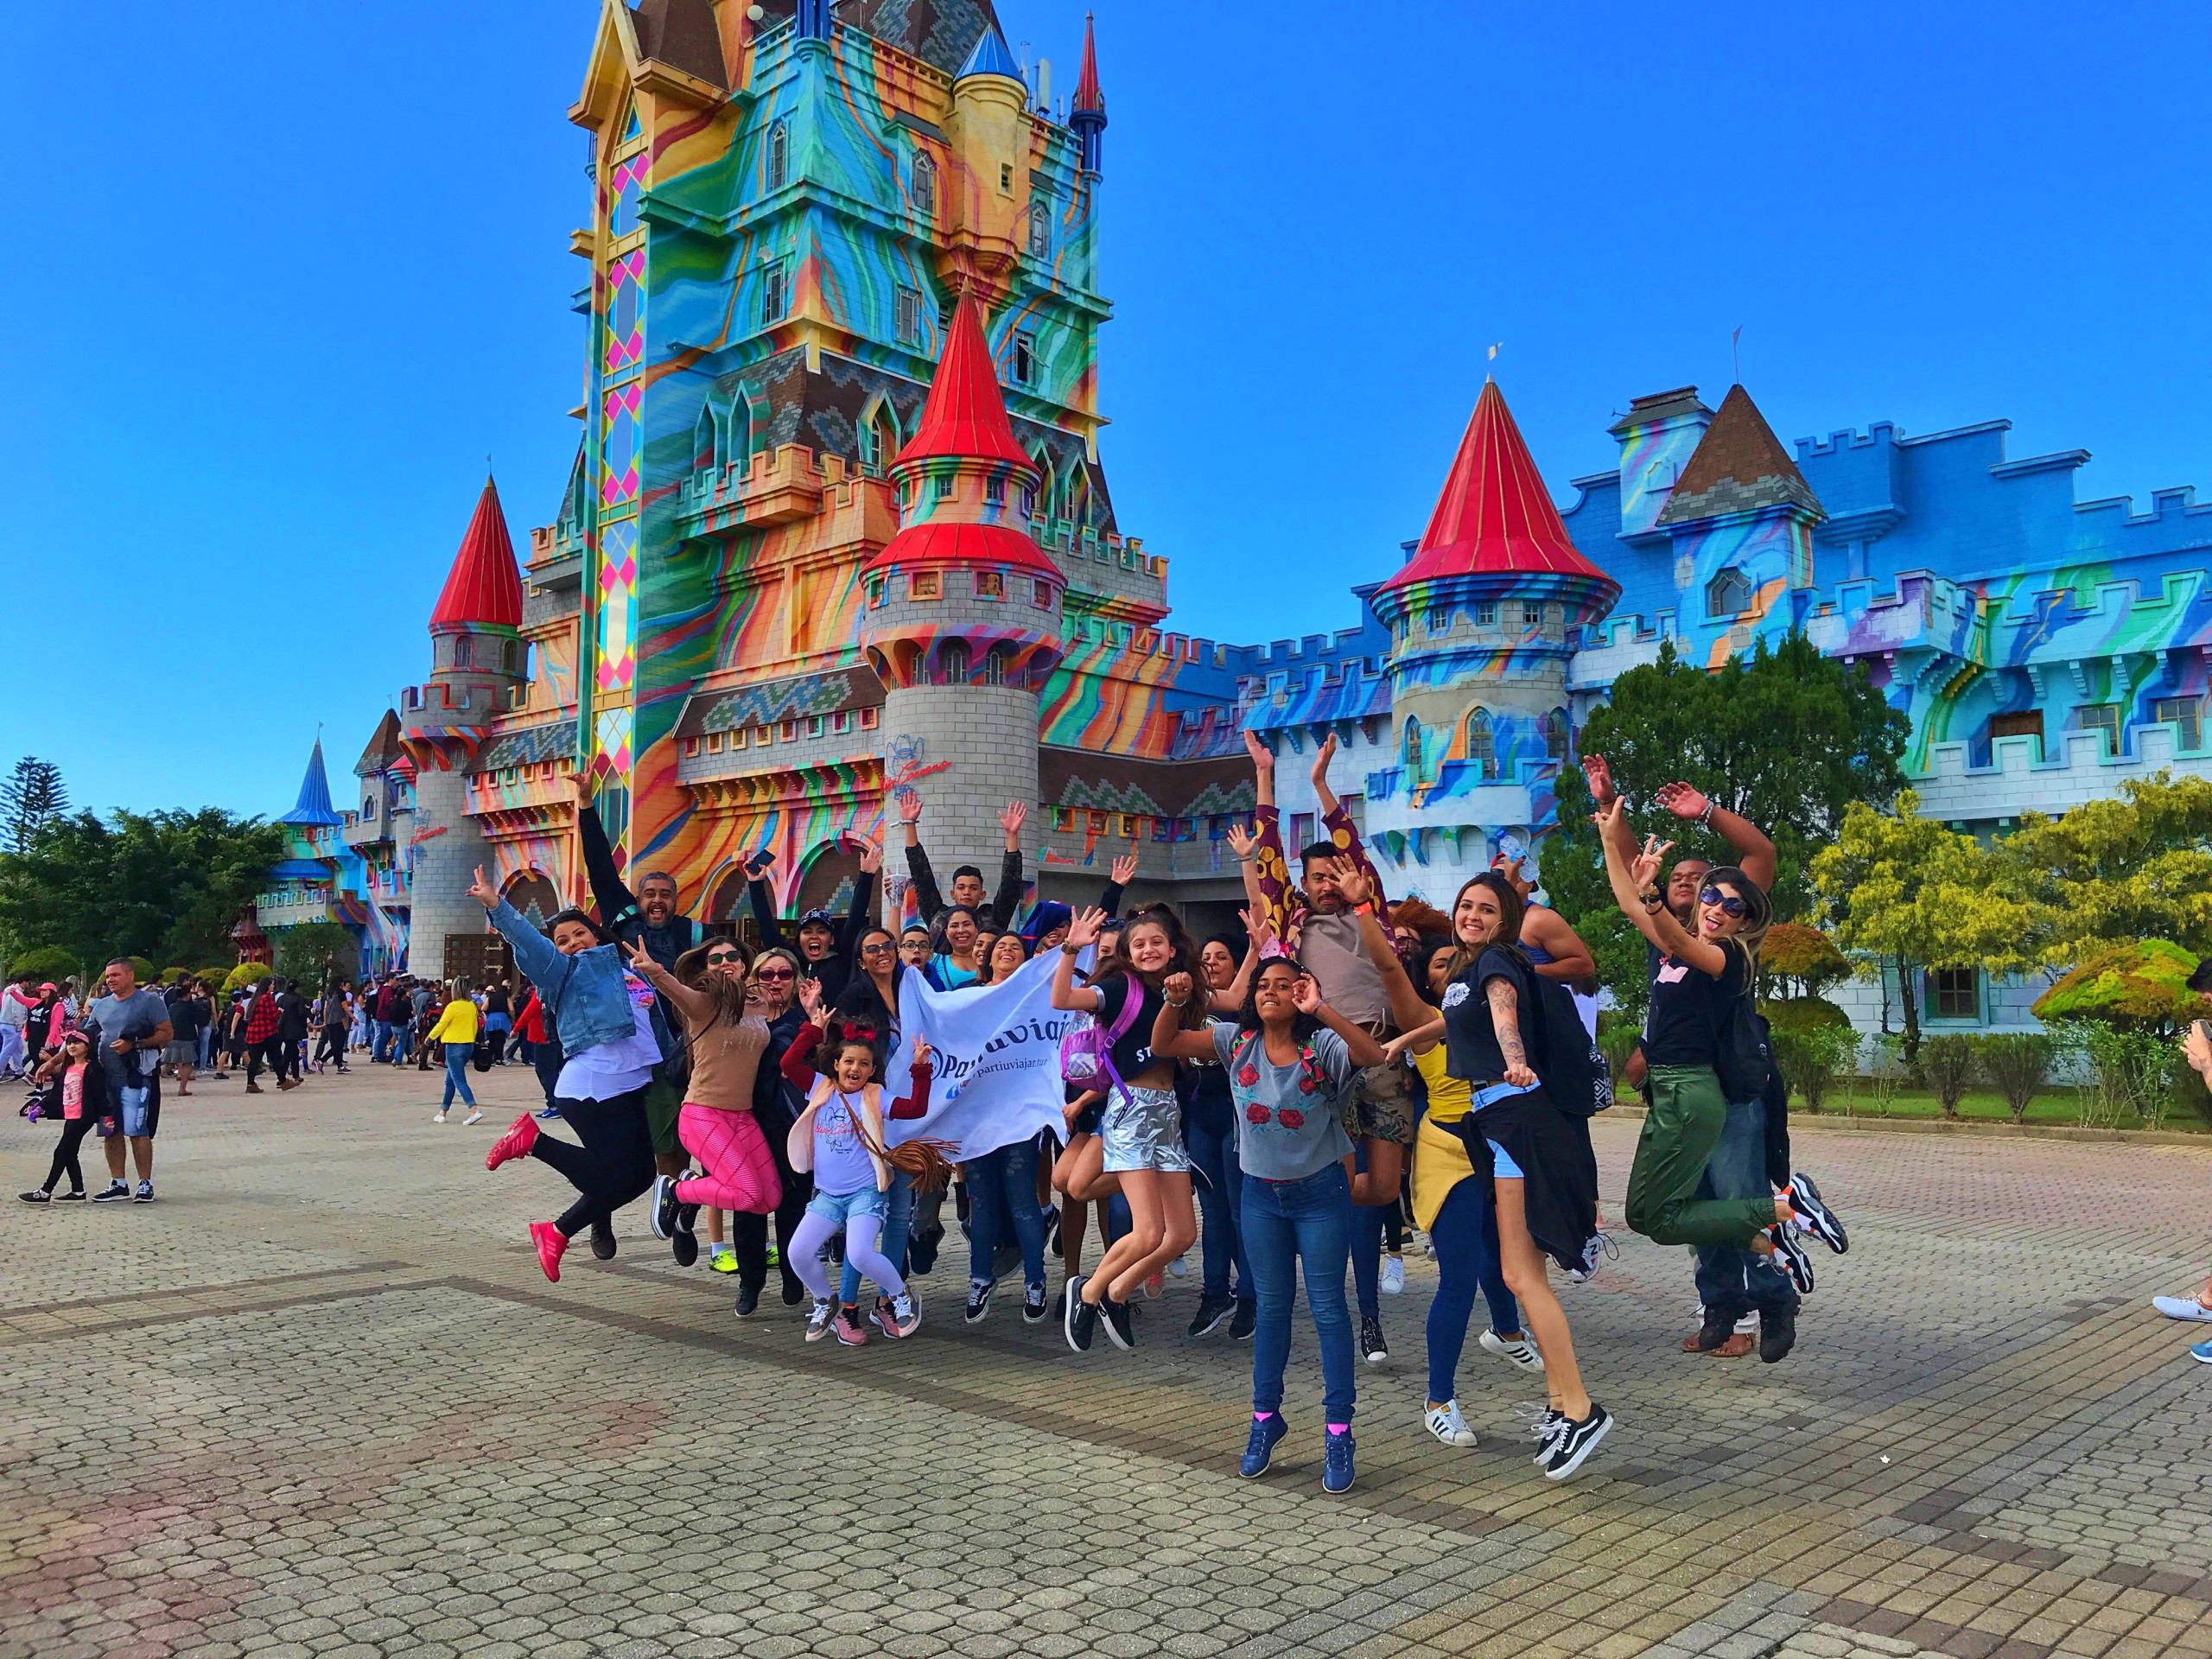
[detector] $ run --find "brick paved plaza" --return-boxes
[4,1063,2210,1659]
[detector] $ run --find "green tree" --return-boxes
[0,758,67,854]
[1809,791,2037,1062]
[277,920,357,992]
[0,809,285,979]
[6,945,76,982]
[1986,772,2212,961]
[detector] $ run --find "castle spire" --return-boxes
[956,18,1025,85]
[894,289,1032,469]
[281,739,342,828]
[429,475,524,633]
[1652,384,1824,525]
[1069,13,1106,173]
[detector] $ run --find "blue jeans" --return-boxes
[442,1047,477,1109]
[1242,1160,1357,1426]
[1185,1114,1251,1303]
[372,1021,394,1063]
[1694,1096,1797,1319]
[842,1167,913,1303]
[1425,1171,1523,1404]
[196,1027,213,1070]
[1348,1141,1402,1319]
[967,1139,1048,1291]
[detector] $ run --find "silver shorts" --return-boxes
[1100,1084,1191,1174]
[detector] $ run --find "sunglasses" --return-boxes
[1698,886,1748,918]
[859,941,896,956]
[704,950,743,964]
[753,966,796,980]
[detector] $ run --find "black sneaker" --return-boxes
[1043,1203,1062,1256]
[18,1188,50,1204]
[780,1270,807,1307]
[1541,1402,1612,1480]
[1767,1225,1815,1294]
[1099,1294,1135,1351]
[54,1189,86,1202]
[1022,1282,1049,1324]
[907,1225,941,1276]
[591,1217,618,1261]
[676,1200,700,1236]
[1692,1307,1737,1353]
[734,1282,760,1319]
[1785,1173,1847,1254]
[671,1228,697,1268]
[132,1181,154,1204]
[1230,1299,1257,1341]
[1758,1306,1797,1363]
[1064,1275,1096,1353]
[1359,1314,1389,1365]
[651,1176,678,1240]
[964,1279,995,1325]
[1188,1294,1232,1338]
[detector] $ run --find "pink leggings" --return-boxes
[673,1103,781,1215]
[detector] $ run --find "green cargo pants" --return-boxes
[1625,1064,1778,1248]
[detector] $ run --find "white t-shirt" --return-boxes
[555,972,662,1102]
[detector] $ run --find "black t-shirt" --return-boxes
[1442,947,1540,1087]
[1092,974,1166,1081]
[1642,940,1749,1069]
[485,986,511,1018]
[165,993,205,1040]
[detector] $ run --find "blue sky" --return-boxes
[7,1,2208,820]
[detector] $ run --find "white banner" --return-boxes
[883,950,1078,1161]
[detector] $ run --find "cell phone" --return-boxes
[2196,1019,2212,1045]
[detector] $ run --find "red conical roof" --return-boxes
[894,290,1032,469]
[1071,13,1103,113]
[1378,380,1616,597]
[429,476,524,632]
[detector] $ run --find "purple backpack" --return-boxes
[1060,976,1145,1107]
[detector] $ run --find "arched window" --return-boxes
[766,120,789,192]
[453,635,473,669]
[940,639,970,683]
[1026,449,1053,522]
[1707,566,1753,618]
[692,404,717,473]
[1068,470,1092,531]
[1544,708,1569,761]
[1027,200,1051,258]
[726,397,752,473]
[1402,716,1425,779]
[860,400,898,477]
[1465,708,1497,780]
[912,152,936,219]
[983,644,1013,687]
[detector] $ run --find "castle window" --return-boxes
[808,715,824,737]
[505,640,524,675]
[1707,567,1753,618]
[983,644,1013,686]
[729,728,747,748]
[1088,811,1108,835]
[859,707,879,729]
[1033,578,1054,609]
[896,285,921,346]
[1402,716,1425,780]
[1545,709,1569,760]
[1027,201,1051,259]
[754,726,772,746]
[1426,606,1448,635]
[984,474,1005,505]
[1927,966,1980,1022]
[866,575,886,608]
[2077,702,2122,756]
[453,636,472,669]
[1056,808,1077,832]
[1522,601,1543,627]
[941,640,970,683]
[766,120,789,192]
[998,162,1014,194]
[1990,709,2044,758]
[909,570,941,601]
[760,257,789,326]
[705,731,724,754]
[1475,600,1497,626]
[861,402,898,478]
[780,720,798,742]
[728,398,751,469]
[911,152,936,219]
[1465,708,1497,780]
[2153,695,2202,750]
[975,570,1005,600]
[1010,332,1036,387]
[830,710,851,734]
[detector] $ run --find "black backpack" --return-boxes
[1524,970,1613,1118]
[1713,944,1771,1101]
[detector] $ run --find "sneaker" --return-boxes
[734,1282,760,1318]
[1022,1283,1049,1325]
[530,1221,567,1283]
[766,1241,782,1268]
[535,1104,562,1120]
[1188,1294,1233,1338]
[1767,1225,1815,1294]
[1064,1276,1097,1353]
[1759,1306,1797,1364]
[1688,1307,1737,1354]
[964,1279,995,1325]
[486,1112,539,1171]
[2153,1295,2212,1323]
[1480,1329,1545,1372]
[1359,1314,1389,1366]
[650,1175,677,1240]
[432,1112,448,1123]
[1168,1255,1187,1279]
[804,1298,836,1342]
[590,1217,617,1261]
[1142,1269,1163,1300]
[671,1228,697,1268]
[710,1249,739,1274]
[1784,1173,1847,1254]
[1230,1299,1257,1342]
[907,1225,941,1276]
[1322,1429,1357,1494]
[18,1188,50,1204]
[1099,1294,1136,1351]
[1381,1255,1405,1295]
[91,1181,131,1204]
[2192,1339,2212,1365]
[883,1293,922,1338]
[463,1110,482,1126]
[833,1305,869,1346]
[1423,1400,1478,1448]
[780,1270,806,1307]
[54,1189,86,1202]
[1567,1230,1617,1283]
[1541,1403,1612,1480]
[1043,1204,1062,1256]
[133,1181,153,1204]
[1240,1411,1289,1478]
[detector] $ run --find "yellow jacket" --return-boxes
[426,1000,480,1047]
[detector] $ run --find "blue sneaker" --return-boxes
[1240,1412,1288,1478]
[2192,1339,2212,1365]
[1322,1427,1356,1494]
[536,1105,562,1121]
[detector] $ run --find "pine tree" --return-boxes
[0,758,67,854]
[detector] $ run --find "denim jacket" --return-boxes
[484,900,654,1057]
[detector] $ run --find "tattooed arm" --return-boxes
[1484,976,1536,1088]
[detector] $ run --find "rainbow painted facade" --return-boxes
[264,0,2212,1037]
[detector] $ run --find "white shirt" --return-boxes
[554,973,661,1102]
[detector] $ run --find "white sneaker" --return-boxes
[1480,1329,1545,1373]
[2153,1295,2212,1323]
[1168,1256,1187,1279]
[1381,1255,1405,1295]
[803,1299,836,1342]
[432,1113,447,1123]
[464,1110,483,1126]
[1423,1400,1478,1447]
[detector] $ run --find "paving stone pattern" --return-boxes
[4,1062,2211,1658]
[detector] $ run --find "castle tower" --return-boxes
[939,21,1032,303]
[1069,13,1107,176]
[1367,380,1620,882]
[1652,383,1826,626]
[859,290,1067,897]
[403,476,527,979]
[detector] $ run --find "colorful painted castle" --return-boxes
[260,0,2212,1035]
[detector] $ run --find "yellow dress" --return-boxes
[1409,1043,1478,1232]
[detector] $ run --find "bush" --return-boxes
[2032,940,2201,1034]
[1974,1033,2053,1122]
[6,946,76,982]
[1595,1012,1642,1099]
[223,962,272,993]
[196,966,234,991]
[1759,923,1850,999]
[1770,1020,1857,1113]
[2051,1019,2182,1129]
[125,956,157,984]
[1762,996,1852,1033]
[1920,1034,1977,1119]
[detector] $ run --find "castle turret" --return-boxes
[940,21,1032,302]
[1367,380,1620,882]
[1069,13,1107,175]
[860,290,1065,902]
[403,476,527,980]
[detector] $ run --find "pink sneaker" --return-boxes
[531,1221,567,1283]
[486,1112,539,1172]
[833,1304,869,1345]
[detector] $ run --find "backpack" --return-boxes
[1711,944,1770,1103]
[1061,976,1146,1107]
[1523,969,1613,1118]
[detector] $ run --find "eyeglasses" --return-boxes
[753,966,796,981]
[705,950,742,964]
[859,941,896,957]
[1698,886,1748,918]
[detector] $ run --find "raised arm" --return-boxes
[898,791,946,921]
[1655,782,1776,894]
[1334,862,1429,1035]
[836,839,882,961]
[1311,732,1388,907]
[1206,909,1270,1014]
[1522,904,1597,985]
[1097,852,1136,917]
[991,802,1027,929]
[621,939,715,1027]
[1050,908,1109,1012]
[470,868,567,994]
[888,1039,934,1119]
[1597,798,1727,976]
[742,849,790,949]
[573,782,639,930]
[1243,729,1297,938]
